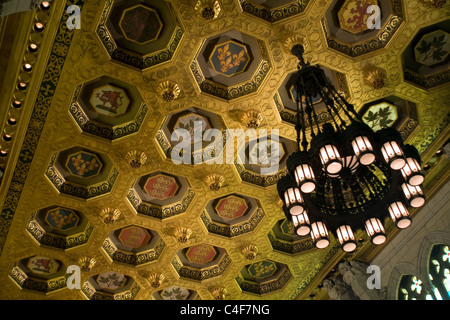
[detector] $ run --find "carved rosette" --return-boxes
[148,272,165,288]
[204,173,225,191]
[194,0,221,20]
[240,109,264,129]
[77,257,97,272]
[125,150,148,168]
[100,207,121,224]
[364,66,386,89]
[157,81,180,102]
[241,244,258,260]
[211,287,227,300]
[174,227,193,243]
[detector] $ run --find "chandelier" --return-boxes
[277,45,426,253]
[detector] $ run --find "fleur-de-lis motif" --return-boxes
[70,154,100,177]
[215,43,246,74]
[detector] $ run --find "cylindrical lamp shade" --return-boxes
[284,187,305,216]
[351,136,375,165]
[381,141,406,170]
[388,201,412,229]
[402,183,426,208]
[294,163,316,193]
[319,144,343,174]
[365,218,386,245]
[401,158,424,186]
[336,225,357,252]
[292,212,311,236]
[310,221,330,249]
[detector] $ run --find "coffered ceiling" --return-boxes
[0,0,448,300]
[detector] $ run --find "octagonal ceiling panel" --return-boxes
[190,29,271,100]
[201,193,265,238]
[102,225,165,266]
[275,66,350,126]
[402,21,450,90]
[97,0,184,70]
[172,244,231,281]
[127,172,194,220]
[82,271,140,300]
[239,0,312,23]
[119,5,163,44]
[144,174,179,201]
[322,0,404,57]
[69,76,148,141]
[268,218,316,255]
[45,147,118,200]
[156,107,226,165]
[27,206,93,250]
[235,133,296,187]
[235,259,292,295]
[359,95,419,140]
[9,256,67,294]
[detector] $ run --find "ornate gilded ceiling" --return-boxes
[0,0,448,301]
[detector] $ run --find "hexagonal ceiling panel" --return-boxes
[9,256,67,294]
[239,0,312,23]
[402,21,450,89]
[102,225,165,266]
[127,171,194,220]
[156,107,226,165]
[190,29,271,100]
[201,193,265,238]
[235,259,292,295]
[27,206,93,250]
[82,271,140,300]
[97,0,184,70]
[322,0,404,57]
[172,244,231,281]
[69,76,148,141]
[46,147,118,200]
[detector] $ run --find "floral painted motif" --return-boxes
[161,286,189,300]
[186,244,217,264]
[210,41,250,76]
[144,174,179,200]
[215,195,248,219]
[363,102,398,131]
[45,207,79,230]
[414,30,450,67]
[66,152,102,178]
[96,272,126,290]
[248,260,277,278]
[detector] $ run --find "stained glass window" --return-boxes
[428,244,450,300]
[397,244,450,300]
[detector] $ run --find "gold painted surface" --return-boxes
[0,0,448,301]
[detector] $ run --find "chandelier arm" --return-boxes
[297,90,309,151]
[330,85,361,122]
[310,71,345,132]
